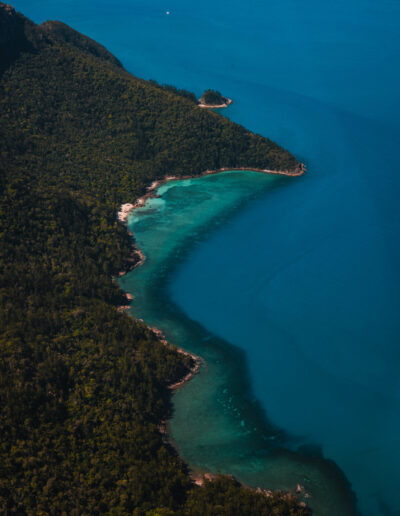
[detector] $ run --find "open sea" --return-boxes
[12,1,400,514]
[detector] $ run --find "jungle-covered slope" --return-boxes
[0,4,307,514]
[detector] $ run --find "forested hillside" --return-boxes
[0,3,308,514]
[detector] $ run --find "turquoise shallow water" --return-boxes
[13,0,400,514]
[120,172,359,516]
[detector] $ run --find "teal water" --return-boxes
[13,0,400,514]
[120,172,359,516]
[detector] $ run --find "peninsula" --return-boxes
[0,3,309,514]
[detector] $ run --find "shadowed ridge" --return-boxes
[0,3,49,74]
[40,20,123,69]
[0,3,122,76]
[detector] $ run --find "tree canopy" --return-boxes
[0,3,309,514]
[200,89,228,105]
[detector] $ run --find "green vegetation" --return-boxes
[186,477,309,515]
[200,89,229,106]
[148,80,197,103]
[0,3,308,514]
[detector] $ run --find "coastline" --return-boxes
[116,162,306,327]
[116,164,306,285]
[148,326,202,390]
[198,98,233,109]
[115,165,311,510]
[117,163,306,224]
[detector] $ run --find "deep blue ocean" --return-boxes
[13,1,400,514]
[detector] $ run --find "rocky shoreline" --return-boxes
[115,165,310,512]
[148,326,202,390]
[189,472,311,510]
[198,97,233,108]
[117,164,306,225]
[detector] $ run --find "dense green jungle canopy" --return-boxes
[0,3,308,514]
[200,89,228,106]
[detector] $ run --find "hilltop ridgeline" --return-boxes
[0,3,308,515]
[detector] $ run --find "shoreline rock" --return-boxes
[114,164,310,512]
[198,97,233,109]
[116,163,306,228]
[147,326,202,390]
